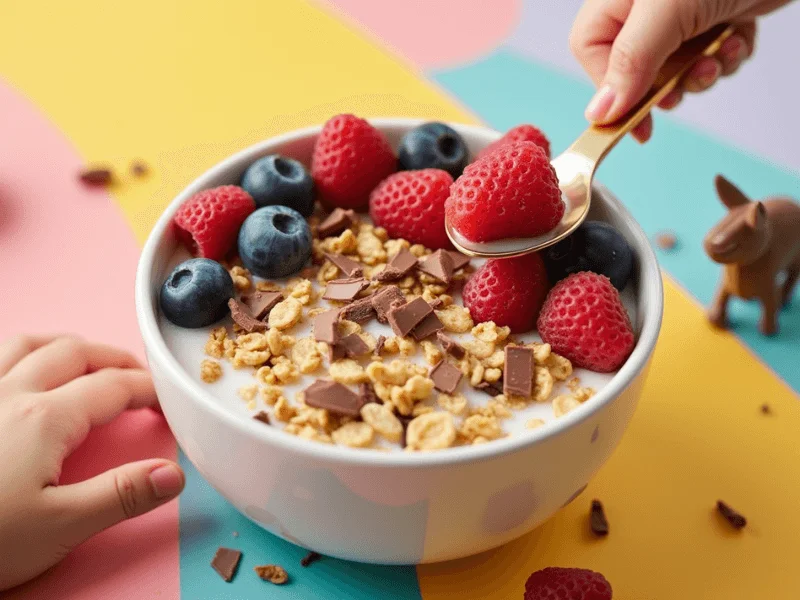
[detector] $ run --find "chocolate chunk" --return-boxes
[324,253,364,278]
[317,208,356,238]
[323,278,369,302]
[447,250,471,271]
[373,249,418,282]
[412,312,444,341]
[211,547,242,582]
[300,551,322,567]
[476,379,504,397]
[437,331,466,359]
[716,500,747,530]
[328,344,347,362]
[374,335,386,356]
[590,499,609,536]
[312,309,340,344]
[130,160,149,177]
[339,333,370,358]
[243,290,283,320]
[228,298,267,332]
[358,382,380,406]
[387,297,433,337]
[340,294,376,324]
[504,346,533,397]
[79,167,113,186]
[430,361,462,394]
[253,411,271,425]
[417,249,455,284]
[304,379,365,417]
[428,298,444,310]
[371,285,406,323]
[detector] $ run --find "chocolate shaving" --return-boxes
[371,285,406,323]
[243,290,283,320]
[716,500,747,530]
[475,379,504,397]
[130,160,148,177]
[318,208,356,238]
[339,333,370,358]
[228,298,267,332]
[374,335,386,356]
[253,411,271,425]
[324,253,364,278]
[312,309,340,344]
[340,294,376,324]
[373,249,418,282]
[79,167,113,186]
[417,249,455,284]
[387,297,433,337]
[760,403,771,415]
[447,250,471,271]
[590,499,609,536]
[304,379,365,417]
[211,547,242,582]
[504,346,533,397]
[300,551,322,567]
[437,331,466,359]
[412,312,444,341]
[328,344,346,362]
[323,278,369,302]
[358,382,380,406]
[430,361,463,394]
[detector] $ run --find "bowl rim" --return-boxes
[135,117,664,468]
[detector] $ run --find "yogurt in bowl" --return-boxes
[136,118,663,563]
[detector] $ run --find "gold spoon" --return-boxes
[446,23,735,258]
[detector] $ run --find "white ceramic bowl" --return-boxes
[135,118,663,564]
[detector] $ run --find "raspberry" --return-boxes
[369,169,453,249]
[446,141,564,243]
[537,272,635,372]
[173,185,255,260]
[311,114,396,210]
[479,123,551,159]
[524,567,612,600]
[462,253,549,333]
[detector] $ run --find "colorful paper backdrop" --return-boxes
[1,0,798,598]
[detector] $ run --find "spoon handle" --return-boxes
[569,23,735,166]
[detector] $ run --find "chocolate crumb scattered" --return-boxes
[760,403,771,415]
[79,167,113,186]
[211,547,242,582]
[590,499,609,536]
[253,411,271,425]
[655,231,678,250]
[716,500,747,530]
[300,551,322,567]
[254,564,289,585]
[130,160,148,177]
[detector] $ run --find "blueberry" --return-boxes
[543,221,634,290]
[240,154,315,217]
[160,258,233,328]
[398,122,469,178]
[238,205,312,279]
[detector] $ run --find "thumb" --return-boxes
[54,459,185,544]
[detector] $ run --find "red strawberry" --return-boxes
[173,185,255,260]
[446,141,563,243]
[462,253,549,333]
[369,169,453,249]
[479,123,551,159]
[311,114,396,210]
[524,567,612,600]
[537,272,634,372]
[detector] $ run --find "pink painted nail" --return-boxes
[585,85,615,122]
[149,464,183,498]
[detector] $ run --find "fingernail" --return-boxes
[585,85,615,122]
[149,465,183,499]
[693,61,721,88]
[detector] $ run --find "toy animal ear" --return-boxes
[715,175,751,209]
[745,201,767,229]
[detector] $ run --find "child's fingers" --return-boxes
[48,459,184,546]
[0,334,61,379]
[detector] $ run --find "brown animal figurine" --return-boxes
[704,175,800,335]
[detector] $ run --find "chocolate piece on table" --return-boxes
[716,500,747,530]
[323,278,369,302]
[358,382,380,406]
[590,499,609,536]
[340,294,376,324]
[430,361,463,394]
[79,167,113,186]
[417,249,455,284]
[436,331,466,359]
[130,160,148,177]
[211,547,242,582]
[373,249,418,282]
[339,333,370,358]
[387,297,433,337]
[412,311,444,341]
[312,308,340,345]
[475,379,504,397]
[243,290,283,320]
[447,250,471,271]
[324,253,364,278]
[504,346,534,397]
[371,285,407,323]
[760,403,771,415]
[253,411,271,425]
[300,551,322,567]
[317,208,356,238]
[374,335,386,356]
[304,379,365,417]
[328,344,346,362]
[228,298,267,333]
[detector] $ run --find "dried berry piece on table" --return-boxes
[590,499,609,536]
[254,564,289,585]
[716,500,747,530]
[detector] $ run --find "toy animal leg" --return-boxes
[708,284,731,329]
[781,265,799,307]
[759,287,780,336]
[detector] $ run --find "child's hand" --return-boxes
[0,335,185,591]
[570,0,789,142]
